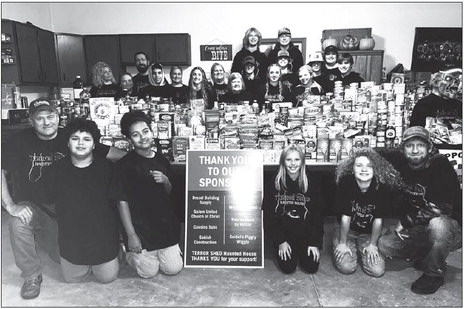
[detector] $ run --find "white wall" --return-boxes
[2,2,462,84]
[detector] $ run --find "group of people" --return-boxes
[264,126,461,295]
[89,27,365,109]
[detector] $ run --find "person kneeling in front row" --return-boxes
[109,111,183,278]
[41,118,120,283]
[263,144,325,274]
[333,148,402,277]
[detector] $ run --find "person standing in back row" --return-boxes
[231,27,269,81]
[132,52,151,96]
[267,27,304,76]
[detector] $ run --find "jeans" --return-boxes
[60,256,119,283]
[274,239,319,274]
[332,224,385,277]
[378,216,461,278]
[8,201,60,278]
[125,244,183,278]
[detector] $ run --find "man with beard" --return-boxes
[410,68,462,130]
[378,126,462,295]
[231,27,269,81]
[267,28,303,77]
[132,52,151,96]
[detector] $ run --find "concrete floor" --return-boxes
[1,215,462,307]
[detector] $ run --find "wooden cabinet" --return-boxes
[154,34,191,66]
[1,20,20,84]
[350,50,384,84]
[84,35,121,83]
[2,20,58,85]
[56,34,87,86]
[119,34,154,64]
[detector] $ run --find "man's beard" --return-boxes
[137,64,148,74]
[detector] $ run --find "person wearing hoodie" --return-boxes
[241,56,264,102]
[231,27,269,81]
[262,144,325,274]
[139,63,169,99]
[308,52,332,94]
[334,53,365,88]
[291,65,324,107]
[267,28,304,75]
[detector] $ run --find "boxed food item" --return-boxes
[224,137,241,149]
[189,136,205,150]
[173,136,189,162]
[316,138,329,162]
[156,138,173,161]
[206,138,221,150]
[329,138,342,163]
[305,137,317,163]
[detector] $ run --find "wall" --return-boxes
[2,2,462,86]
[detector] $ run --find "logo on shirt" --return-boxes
[351,201,375,229]
[28,151,65,182]
[275,193,310,219]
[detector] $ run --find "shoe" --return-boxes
[411,273,444,295]
[20,274,42,299]
[413,259,427,271]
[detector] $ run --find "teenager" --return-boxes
[291,65,324,107]
[334,53,365,87]
[187,66,215,109]
[109,111,183,278]
[263,144,325,274]
[166,66,188,104]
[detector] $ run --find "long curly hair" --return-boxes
[91,61,116,87]
[188,67,210,103]
[265,64,284,102]
[335,147,403,190]
[275,144,308,193]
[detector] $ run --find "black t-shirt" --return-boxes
[335,176,390,234]
[139,84,170,99]
[335,72,365,88]
[166,84,189,104]
[212,83,228,103]
[108,151,179,251]
[409,93,462,129]
[132,74,151,95]
[1,128,109,203]
[263,83,292,103]
[188,88,215,109]
[89,83,120,98]
[43,156,119,265]
[222,90,255,104]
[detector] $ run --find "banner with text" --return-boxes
[185,150,264,268]
[200,45,232,61]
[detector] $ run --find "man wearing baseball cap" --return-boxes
[1,98,126,299]
[307,52,332,93]
[267,27,303,75]
[379,126,461,295]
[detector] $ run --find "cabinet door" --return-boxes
[1,20,20,84]
[119,34,154,64]
[37,29,58,84]
[154,34,191,66]
[84,35,120,83]
[15,22,41,84]
[351,50,384,84]
[56,34,87,85]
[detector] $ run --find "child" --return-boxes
[277,50,298,89]
[109,110,183,278]
[335,53,365,87]
[319,45,341,93]
[291,65,324,107]
[43,118,120,283]
[263,144,325,274]
[262,64,292,103]
[332,148,401,277]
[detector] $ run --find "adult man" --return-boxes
[378,126,462,295]
[231,27,269,81]
[1,98,125,299]
[132,51,151,95]
[267,27,303,76]
[409,68,462,145]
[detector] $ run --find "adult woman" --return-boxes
[166,66,188,104]
[221,72,254,104]
[139,63,169,99]
[89,62,119,98]
[262,64,292,103]
[115,73,138,100]
[210,63,228,103]
[187,66,215,109]
[332,148,402,277]
[291,65,324,107]
[231,27,269,81]
[263,144,324,274]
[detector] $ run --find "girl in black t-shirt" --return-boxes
[332,148,402,277]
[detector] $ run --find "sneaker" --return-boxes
[20,274,42,299]
[411,273,444,295]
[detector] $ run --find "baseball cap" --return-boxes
[28,98,58,117]
[308,52,324,63]
[242,56,256,66]
[278,27,291,37]
[277,50,290,58]
[402,126,432,145]
[324,45,338,55]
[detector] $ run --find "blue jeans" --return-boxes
[7,201,60,278]
[378,216,462,278]
[332,223,385,277]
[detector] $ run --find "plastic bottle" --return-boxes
[73,76,84,103]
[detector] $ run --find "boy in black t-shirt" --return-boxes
[109,111,183,278]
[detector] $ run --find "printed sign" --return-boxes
[200,44,232,61]
[89,97,116,129]
[185,150,264,268]
[439,149,463,186]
